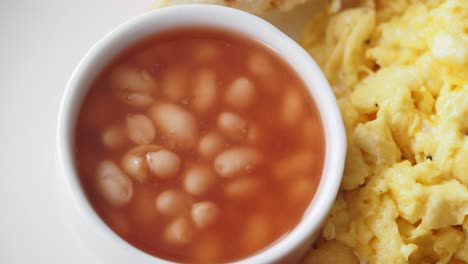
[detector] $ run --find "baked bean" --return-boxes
[126,114,155,145]
[183,165,216,196]
[243,213,270,253]
[301,118,322,148]
[102,125,126,149]
[109,65,157,108]
[192,234,221,263]
[155,189,191,218]
[281,89,304,126]
[162,66,187,102]
[192,69,217,114]
[273,151,316,181]
[146,149,181,179]
[224,77,255,109]
[126,93,155,108]
[214,147,261,177]
[96,160,133,207]
[121,145,162,182]
[246,125,262,145]
[288,178,316,202]
[248,51,274,76]
[193,42,219,63]
[224,178,260,200]
[217,112,247,140]
[109,65,156,93]
[191,201,219,229]
[148,103,198,149]
[164,217,193,246]
[257,75,281,95]
[122,155,146,182]
[198,132,225,160]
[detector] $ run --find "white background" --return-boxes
[0,1,318,263]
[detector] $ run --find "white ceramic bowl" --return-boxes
[57,4,346,264]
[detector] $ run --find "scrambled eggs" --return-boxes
[301,0,468,263]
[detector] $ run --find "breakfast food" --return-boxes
[301,0,468,263]
[152,0,311,14]
[74,28,325,263]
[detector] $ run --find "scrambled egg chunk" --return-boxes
[302,0,468,263]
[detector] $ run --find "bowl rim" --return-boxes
[56,4,346,264]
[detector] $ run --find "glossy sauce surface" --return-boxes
[74,28,325,263]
